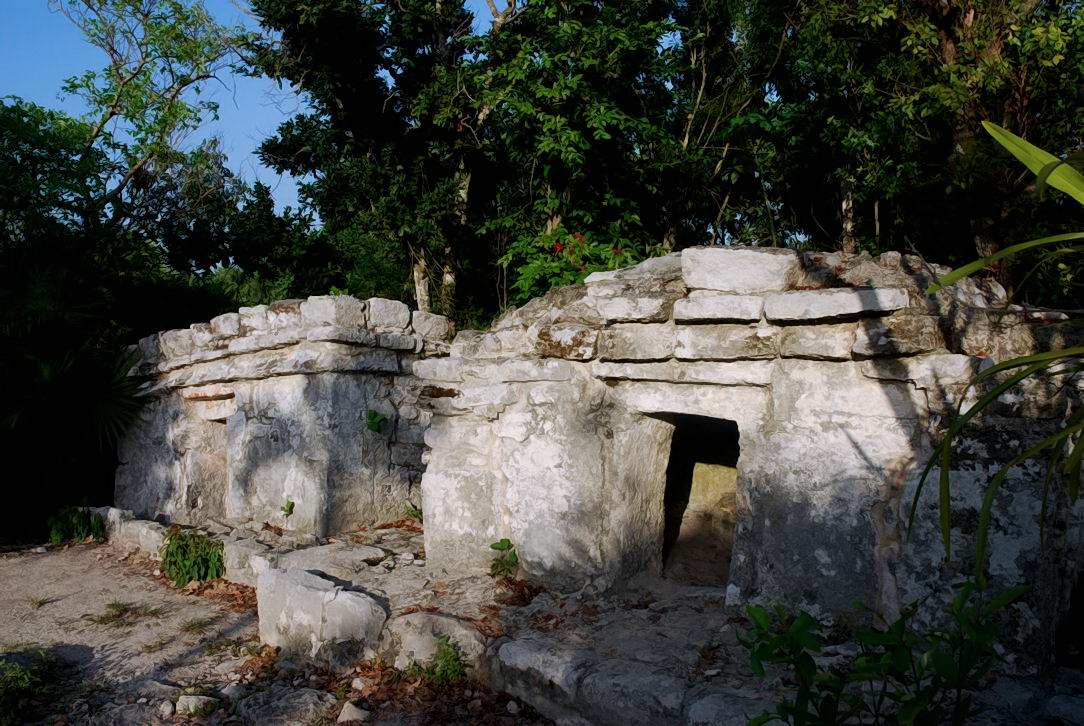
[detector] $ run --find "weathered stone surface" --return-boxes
[175,695,218,716]
[381,612,487,671]
[274,543,388,582]
[159,329,194,359]
[221,536,271,587]
[764,287,910,322]
[578,660,686,725]
[534,323,598,360]
[300,295,367,328]
[608,381,770,430]
[681,246,797,293]
[210,312,240,337]
[235,687,336,726]
[674,324,778,360]
[593,295,672,323]
[779,323,857,360]
[256,568,387,659]
[685,688,775,725]
[366,298,410,329]
[598,323,674,361]
[337,701,372,723]
[411,311,454,341]
[851,313,944,357]
[113,518,168,558]
[238,304,269,333]
[673,291,763,322]
[267,299,303,330]
[592,360,772,386]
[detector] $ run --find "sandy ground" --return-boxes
[0,543,257,723]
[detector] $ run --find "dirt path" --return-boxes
[0,544,257,724]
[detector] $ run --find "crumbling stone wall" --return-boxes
[116,296,453,536]
[414,247,1083,657]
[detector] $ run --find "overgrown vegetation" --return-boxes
[912,124,1084,582]
[404,502,423,523]
[489,538,519,579]
[403,635,469,687]
[47,507,106,545]
[0,648,57,726]
[742,580,1026,725]
[160,528,225,588]
[281,498,295,517]
[366,410,387,434]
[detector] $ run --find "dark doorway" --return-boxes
[662,415,740,586]
[1056,574,1084,669]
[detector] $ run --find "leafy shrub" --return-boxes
[404,502,423,523]
[489,538,519,578]
[741,580,1025,725]
[0,649,56,726]
[404,635,468,687]
[160,528,224,587]
[281,498,295,517]
[47,507,105,545]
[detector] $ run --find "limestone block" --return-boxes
[221,536,271,587]
[274,543,388,582]
[599,323,674,361]
[189,323,218,349]
[412,357,464,383]
[592,360,772,386]
[267,299,304,330]
[159,329,194,359]
[227,329,303,354]
[686,688,776,725]
[764,288,910,322]
[593,296,672,324]
[779,323,857,360]
[256,568,387,659]
[771,359,926,422]
[236,687,336,726]
[136,334,162,368]
[210,312,240,337]
[851,314,943,357]
[87,506,132,538]
[113,519,168,559]
[471,358,575,383]
[305,326,376,346]
[300,295,367,328]
[577,659,687,725]
[674,324,778,360]
[381,612,487,671]
[239,304,270,333]
[681,246,797,293]
[674,291,764,322]
[366,298,411,330]
[377,331,421,352]
[411,311,454,342]
[533,323,598,360]
[491,637,592,723]
[608,382,769,430]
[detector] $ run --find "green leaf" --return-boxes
[925,232,1084,293]
[982,121,1084,206]
[490,538,513,551]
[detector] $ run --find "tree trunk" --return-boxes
[413,258,431,312]
[841,192,858,253]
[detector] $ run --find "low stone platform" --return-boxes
[89,507,1084,726]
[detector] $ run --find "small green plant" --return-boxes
[404,502,423,523]
[366,409,387,433]
[741,579,1026,725]
[26,596,53,610]
[180,616,218,636]
[160,528,225,588]
[281,498,295,517]
[489,538,519,579]
[86,600,164,628]
[0,648,57,726]
[404,635,469,687]
[46,507,106,545]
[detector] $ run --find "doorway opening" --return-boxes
[1056,573,1084,669]
[662,415,740,586]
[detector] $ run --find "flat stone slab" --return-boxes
[681,247,797,293]
[764,288,910,322]
[674,292,764,322]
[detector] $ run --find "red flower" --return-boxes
[554,242,564,254]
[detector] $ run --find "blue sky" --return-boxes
[0,0,495,212]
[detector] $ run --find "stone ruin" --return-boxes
[113,246,1084,703]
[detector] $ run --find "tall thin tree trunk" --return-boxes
[841,192,858,253]
[413,257,431,312]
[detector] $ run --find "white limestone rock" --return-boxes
[674,324,778,360]
[779,323,857,360]
[221,536,271,587]
[411,311,454,342]
[113,519,168,559]
[592,360,772,386]
[274,543,388,582]
[764,288,910,322]
[681,246,797,293]
[367,298,411,330]
[256,568,387,659]
[159,329,194,359]
[301,295,367,328]
[673,291,763,322]
[210,312,240,338]
[381,612,487,671]
[598,323,674,361]
[593,295,672,323]
[238,304,270,333]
